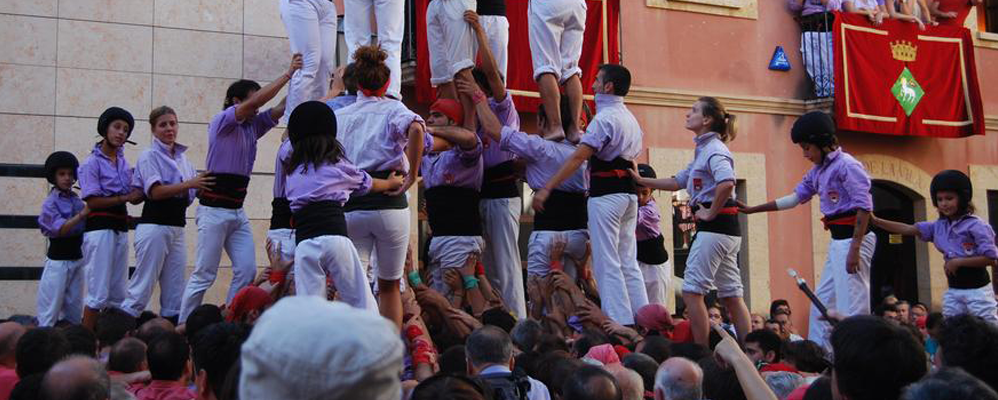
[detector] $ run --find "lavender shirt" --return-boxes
[788,0,842,15]
[38,189,85,238]
[579,94,643,162]
[674,132,737,206]
[132,138,197,204]
[204,106,278,176]
[285,159,373,212]
[916,215,998,288]
[498,126,587,192]
[479,95,520,169]
[326,94,358,111]
[422,135,484,191]
[636,198,663,241]
[336,94,428,174]
[273,139,293,198]
[794,148,873,216]
[78,143,134,200]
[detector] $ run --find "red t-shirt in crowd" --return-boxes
[935,0,974,27]
[0,366,18,400]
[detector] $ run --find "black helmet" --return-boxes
[97,107,135,138]
[44,151,79,185]
[791,111,837,148]
[929,170,972,209]
[637,164,657,179]
[288,101,337,146]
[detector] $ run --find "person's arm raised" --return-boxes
[712,324,779,400]
[533,145,594,212]
[235,53,302,122]
[455,75,502,142]
[464,10,507,102]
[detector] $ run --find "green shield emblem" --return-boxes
[891,67,924,116]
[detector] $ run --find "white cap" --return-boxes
[239,296,404,400]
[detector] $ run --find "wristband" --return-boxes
[471,90,487,104]
[551,260,564,271]
[408,271,423,287]
[462,275,479,290]
[475,261,486,276]
[268,269,287,285]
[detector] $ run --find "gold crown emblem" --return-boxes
[890,40,917,62]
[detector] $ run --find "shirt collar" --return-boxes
[694,131,721,146]
[595,93,624,110]
[152,138,187,157]
[480,365,512,375]
[822,147,843,165]
[92,142,124,161]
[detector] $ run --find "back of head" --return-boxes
[147,332,189,381]
[598,64,631,96]
[925,312,944,331]
[655,357,704,400]
[62,325,98,357]
[224,79,261,109]
[439,345,468,375]
[670,342,711,363]
[9,373,43,400]
[193,322,248,399]
[95,308,136,349]
[802,376,833,400]
[936,314,998,391]
[902,367,998,400]
[342,62,359,94]
[745,329,784,362]
[783,340,829,374]
[639,336,672,364]
[16,327,70,377]
[621,353,658,395]
[563,365,622,400]
[699,356,746,400]
[287,100,342,173]
[0,321,26,362]
[108,337,147,374]
[185,304,223,346]
[534,351,581,397]
[239,296,404,400]
[510,320,543,353]
[135,318,173,345]
[574,329,610,358]
[39,355,109,400]
[610,367,644,400]
[466,326,514,369]
[764,371,805,400]
[410,374,488,400]
[352,45,391,95]
[831,315,927,400]
[481,309,517,334]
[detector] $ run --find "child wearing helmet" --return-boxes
[872,170,998,323]
[740,110,877,351]
[36,151,89,326]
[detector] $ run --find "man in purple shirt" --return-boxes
[77,107,145,331]
[467,12,526,319]
[178,54,301,324]
[37,151,88,327]
[741,111,876,350]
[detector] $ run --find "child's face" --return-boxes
[54,168,75,191]
[151,114,179,146]
[935,191,959,217]
[105,120,131,148]
[637,187,652,206]
[800,143,824,165]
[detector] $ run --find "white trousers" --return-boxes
[943,285,998,324]
[294,235,378,312]
[479,15,509,80]
[346,209,410,282]
[266,228,297,262]
[37,258,84,326]
[82,229,129,310]
[428,235,484,296]
[808,232,876,351]
[682,232,743,298]
[280,0,339,123]
[640,260,672,306]
[480,197,525,319]
[526,229,589,279]
[344,0,405,99]
[427,0,478,85]
[527,0,586,82]
[122,224,186,318]
[588,194,647,325]
[180,206,257,322]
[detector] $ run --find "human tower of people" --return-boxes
[18,0,998,399]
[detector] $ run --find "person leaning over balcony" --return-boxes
[788,0,842,98]
[842,0,888,24]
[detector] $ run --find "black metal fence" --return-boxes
[798,12,836,98]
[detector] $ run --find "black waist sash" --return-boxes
[533,190,587,231]
[270,198,293,230]
[693,200,741,237]
[197,173,250,209]
[48,236,83,260]
[344,170,409,212]
[139,197,188,227]
[821,209,870,240]
[481,160,521,199]
[85,203,128,232]
[292,200,348,245]
[425,186,482,236]
[637,234,670,265]
[476,0,506,16]
[589,156,636,197]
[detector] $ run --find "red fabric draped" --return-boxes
[415,0,620,112]
[833,12,984,137]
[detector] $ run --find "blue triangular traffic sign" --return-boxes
[769,46,791,71]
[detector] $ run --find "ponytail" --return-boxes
[698,96,737,142]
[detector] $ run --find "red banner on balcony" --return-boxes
[833,12,984,137]
[414,0,620,111]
